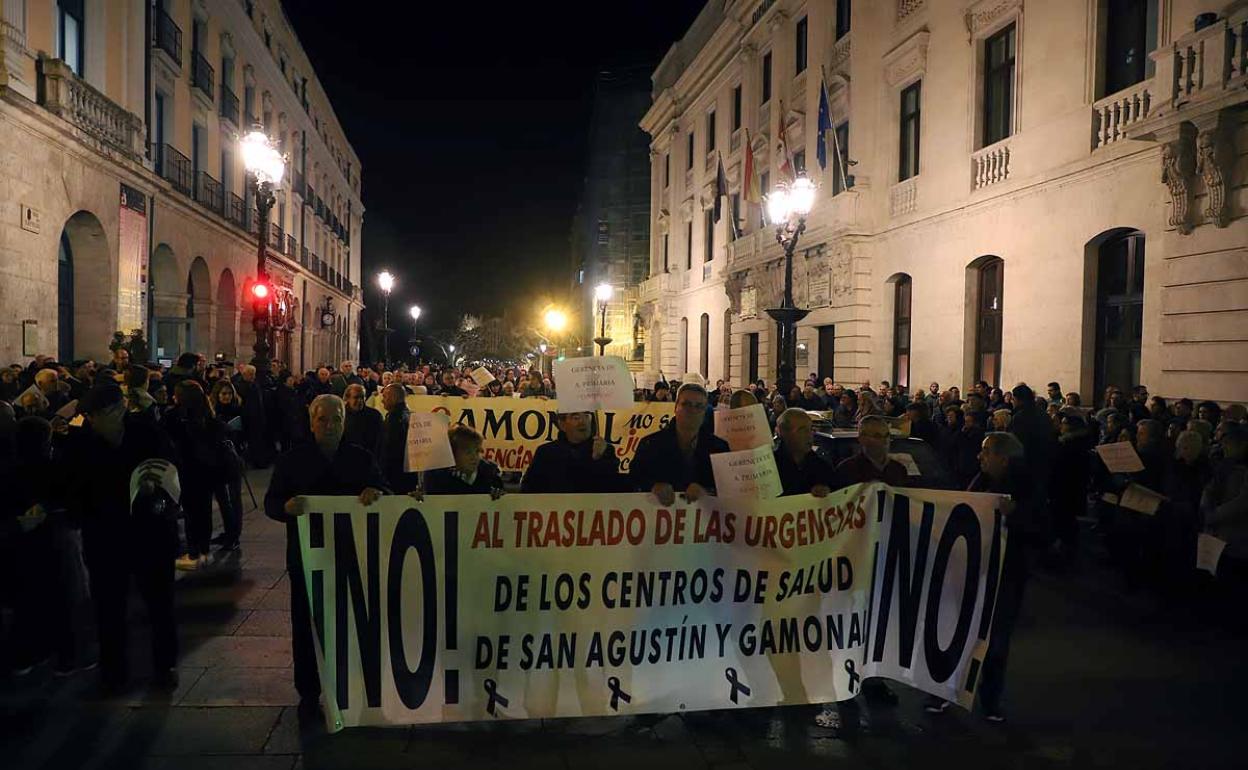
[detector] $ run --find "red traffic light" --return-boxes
[251,282,270,300]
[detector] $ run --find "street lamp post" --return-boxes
[408,304,422,365]
[240,128,285,373]
[377,271,395,364]
[593,283,614,356]
[543,308,567,376]
[765,176,816,396]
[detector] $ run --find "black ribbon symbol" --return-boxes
[483,678,508,716]
[844,660,861,694]
[607,676,632,711]
[725,667,751,704]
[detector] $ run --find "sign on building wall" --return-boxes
[808,272,830,309]
[118,183,148,335]
[740,287,757,319]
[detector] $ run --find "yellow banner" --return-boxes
[297,483,1007,731]
[388,395,674,473]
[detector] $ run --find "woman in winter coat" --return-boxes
[166,381,228,569]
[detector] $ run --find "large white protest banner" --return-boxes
[710,445,783,500]
[554,356,635,412]
[388,396,674,474]
[297,483,1007,732]
[714,404,773,451]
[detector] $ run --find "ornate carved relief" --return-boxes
[1196,119,1232,228]
[831,243,853,300]
[1161,125,1196,234]
[725,271,747,315]
[883,31,930,88]
[898,0,927,22]
[656,208,670,234]
[964,0,1022,41]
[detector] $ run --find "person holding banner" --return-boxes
[424,425,505,497]
[521,411,628,493]
[377,384,420,494]
[773,408,834,497]
[630,383,729,505]
[832,416,909,490]
[264,394,389,723]
[342,383,383,459]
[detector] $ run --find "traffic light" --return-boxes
[251,281,270,300]
[251,280,272,333]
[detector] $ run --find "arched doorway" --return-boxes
[187,257,212,356]
[149,244,186,363]
[216,269,238,358]
[966,256,1004,388]
[58,211,111,360]
[1091,229,1145,402]
[58,231,74,361]
[887,273,913,390]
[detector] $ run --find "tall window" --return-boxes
[56,0,85,76]
[664,153,670,188]
[759,171,770,227]
[795,17,808,74]
[732,85,742,131]
[761,52,773,104]
[704,210,714,262]
[836,0,852,40]
[746,333,760,384]
[730,193,740,233]
[662,233,669,273]
[699,314,710,379]
[832,121,850,194]
[1094,231,1146,400]
[680,317,689,374]
[192,124,205,178]
[221,148,233,194]
[685,221,693,270]
[1104,0,1157,95]
[892,276,912,389]
[975,257,1004,387]
[899,81,921,181]
[707,110,716,152]
[153,92,167,174]
[793,150,806,175]
[686,132,694,170]
[983,24,1016,146]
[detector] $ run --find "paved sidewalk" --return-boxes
[1,468,1243,769]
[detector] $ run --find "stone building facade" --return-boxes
[0,0,361,368]
[640,0,1247,404]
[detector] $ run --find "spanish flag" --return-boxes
[742,128,762,204]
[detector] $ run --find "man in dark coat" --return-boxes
[773,408,835,496]
[342,383,382,458]
[377,383,420,493]
[235,364,273,467]
[62,384,180,692]
[833,415,909,490]
[522,411,628,493]
[629,383,730,504]
[264,393,388,722]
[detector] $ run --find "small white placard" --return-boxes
[710,445,782,500]
[1119,483,1165,515]
[1095,442,1145,474]
[714,403,772,451]
[471,367,495,385]
[1196,533,1227,575]
[404,412,456,472]
[553,356,635,412]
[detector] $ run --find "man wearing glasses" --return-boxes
[629,383,729,504]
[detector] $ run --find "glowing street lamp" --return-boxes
[377,271,395,363]
[764,174,817,394]
[593,283,614,356]
[240,127,286,372]
[544,308,567,334]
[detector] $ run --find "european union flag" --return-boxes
[816,77,833,170]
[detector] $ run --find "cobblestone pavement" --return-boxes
[1,468,1241,769]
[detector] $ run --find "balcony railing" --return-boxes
[155,143,193,196]
[1093,79,1153,149]
[219,83,239,126]
[305,184,316,207]
[152,6,182,67]
[971,140,1011,190]
[269,223,284,251]
[889,177,917,216]
[286,234,298,257]
[226,192,246,228]
[195,171,223,214]
[37,56,143,160]
[190,50,214,100]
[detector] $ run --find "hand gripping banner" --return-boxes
[296,482,1007,731]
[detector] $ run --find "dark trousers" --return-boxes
[214,474,243,544]
[977,541,1030,712]
[182,483,214,558]
[86,521,179,685]
[288,548,321,701]
[9,524,78,667]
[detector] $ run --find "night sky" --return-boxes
[282,0,705,348]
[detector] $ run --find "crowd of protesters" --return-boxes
[2,343,1244,729]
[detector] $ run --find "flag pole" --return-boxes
[821,64,849,191]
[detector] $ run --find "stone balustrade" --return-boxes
[37,55,142,160]
[889,177,917,216]
[1093,79,1153,149]
[971,140,1011,190]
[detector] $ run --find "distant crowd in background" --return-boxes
[2,342,1244,725]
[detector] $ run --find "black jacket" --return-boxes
[344,406,384,459]
[833,453,910,490]
[264,441,389,565]
[426,460,504,495]
[774,447,836,496]
[378,407,420,493]
[522,435,627,493]
[629,423,730,493]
